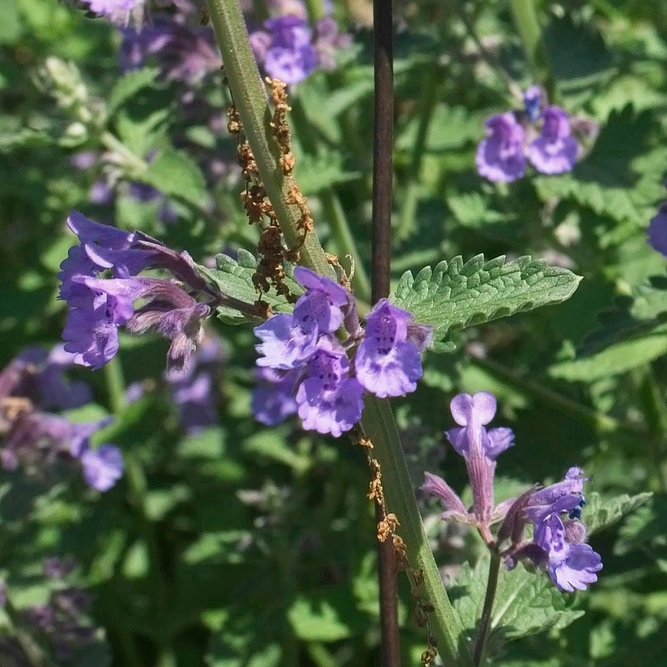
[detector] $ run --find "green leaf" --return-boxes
[615,493,667,556]
[578,274,667,356]
[201,250,302,325]
[139,147,207,207]
[584,491,653,535]
[549,327,667,381]
[107,68,160,115]
[295,152,360,196]
[288,593,363,642]
[391,255,581,348]
[533,106,666,224]
[450,554,583,648]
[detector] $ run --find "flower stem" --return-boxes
[204,2,472,665]
[304,0,325,22]
[361,396,474,667]
[472,553,501,667]
[204,0,333,278]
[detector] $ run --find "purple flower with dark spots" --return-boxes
[527,106,578,174]
[295,340,363,437]
[355,299,425,398]
[476,113,526,183]
[79,444,124,491]
[252,367,299,426]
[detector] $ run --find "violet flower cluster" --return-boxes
[252,267,432,437]
[250,0,352,85]
[476,86,581,182]
[422,392,602,592]
[0,345,123,492]
[58,210,218,376]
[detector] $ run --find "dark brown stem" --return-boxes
[372,1,400,665]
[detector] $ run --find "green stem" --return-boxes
[509,0,555,98]
[205,2,472,665]
[104,356,127,415]
[304,0,325,22]
[204,0,332,278]
[290,96,371,301]
[362,396,474,667]
[472,553,501,667]
[397,66,441,242]
[638,367,667,492]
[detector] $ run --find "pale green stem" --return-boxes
[472,553,501,667]
[204,1,473,665]
[205,0,333,278]
[638,367,667,492]
[509,0,555,98]
[362,396,473,667]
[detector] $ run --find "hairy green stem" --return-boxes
[304,0,325,22]
[509,0,555,98]
[472,553,501,667]
[204,0,332,278]
[362,396,474,667]
[204,1,472,665]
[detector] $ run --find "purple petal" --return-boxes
[476,113,526,182]
[80,444,124,491]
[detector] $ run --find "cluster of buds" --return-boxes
[422,392,602,592]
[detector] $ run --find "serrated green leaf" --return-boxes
[584,491,652,535]
[200,252,301,325]
[390,255,581,346]
[450,553,583,648]
[138,147,207,207]
[108,68,160,115]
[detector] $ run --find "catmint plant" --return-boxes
[423,392,602,592]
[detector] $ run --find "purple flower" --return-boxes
[251,368,299,426]
[84,0,137,16]
[527,106,578,175]
[295,340,363,437]
[355,299,425,398]
[79,445,124,491]
[120,18,220,82]
[444,392,514,522]
[254,267,348,371]
[313,17,352,71]
[168,337,223,433]
[476,113,526,182]
[523,85,543,122]
[421,472,469,522]
[534,512,602,592]
[253,16,318,85]
[647,201,667,257]
[292,266,348,334]
[44,557,77,580]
